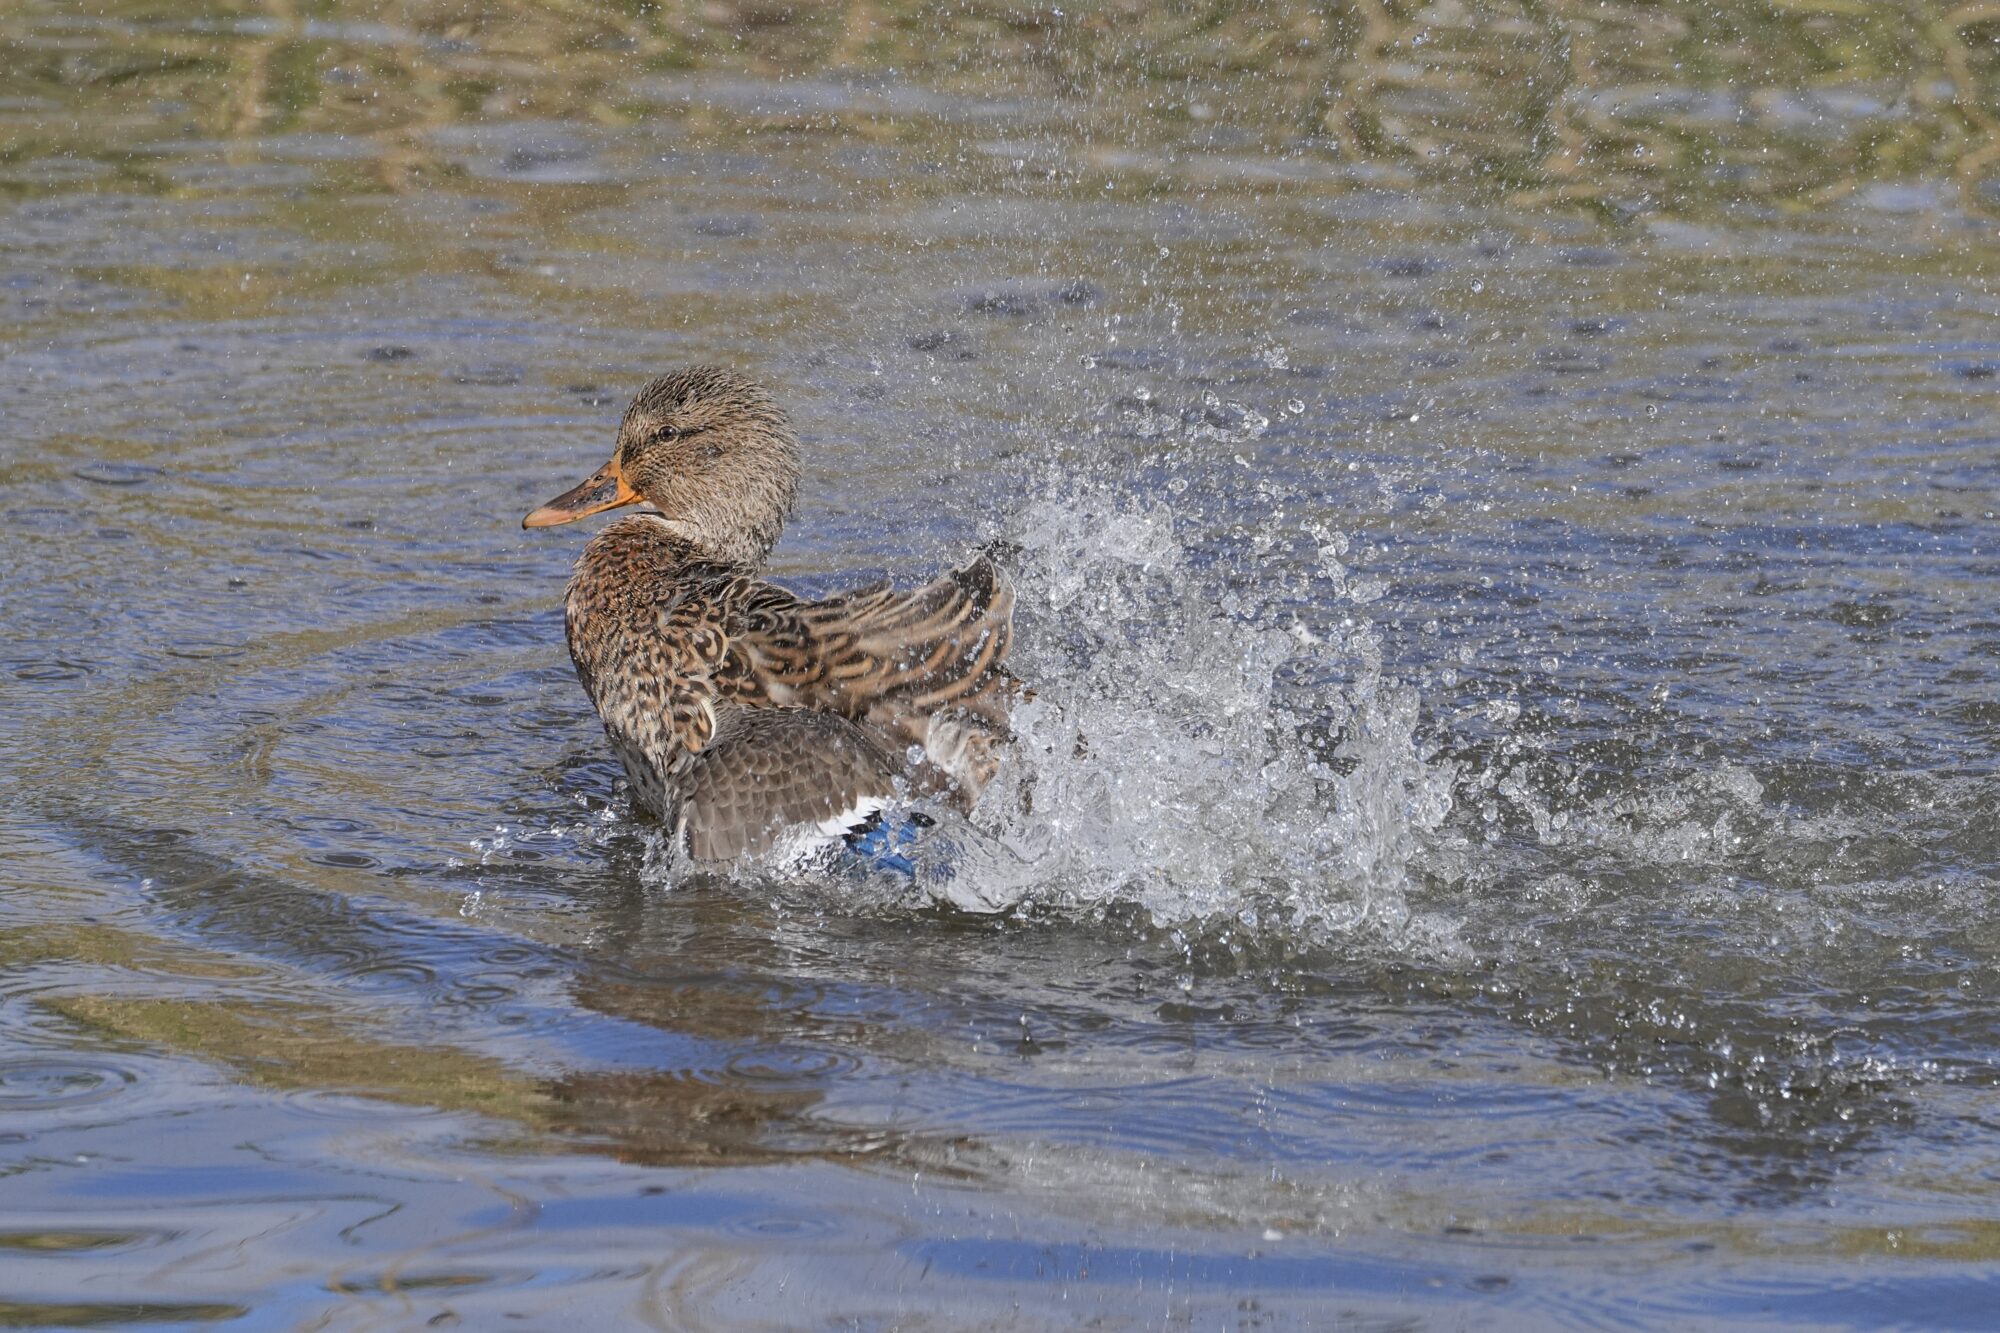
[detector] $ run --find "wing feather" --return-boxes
[677,705,898,862]
[790,552,1016,721]
[725,553,1019,803]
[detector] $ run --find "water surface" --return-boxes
[3,1,2000,1326]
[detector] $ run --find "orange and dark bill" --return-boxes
[522,456,640,529]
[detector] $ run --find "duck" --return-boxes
[522,366,1017,868]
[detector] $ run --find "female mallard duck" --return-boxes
[523,366,1016,866]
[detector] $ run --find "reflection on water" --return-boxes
[3,0,2000,1325]
[4,0,1998,217]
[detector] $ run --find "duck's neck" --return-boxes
[624,434,799,571]
[649,505,785,570]
[642,514,746,566]
[580,513,740,580]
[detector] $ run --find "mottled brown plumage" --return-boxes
[523,366,1016,863]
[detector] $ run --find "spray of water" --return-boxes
[896,485,1463,951]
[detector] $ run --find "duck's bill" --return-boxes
[522,458,640,528]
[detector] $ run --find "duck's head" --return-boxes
[523,366,801,567]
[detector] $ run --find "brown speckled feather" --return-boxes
[563,513,1013,852]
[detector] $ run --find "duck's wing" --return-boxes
[732,553,1019,803]
[812,551,1017,724]
[677,703,899,862]
[739,552,1016,722]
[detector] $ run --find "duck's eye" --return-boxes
[652,426,680,443]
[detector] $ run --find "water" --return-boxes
[3,1,2000,1325]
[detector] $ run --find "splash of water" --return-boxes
[914,487,1462,950]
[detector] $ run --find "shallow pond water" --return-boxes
[3,1,2000,1327]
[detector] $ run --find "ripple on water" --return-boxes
[441,983,516,1008]
[164,642,249,661]
[9,660,93,682]
[720,1049,860,1084]
[308,851,379,869]
[719,1210,841,1242]
[332,959,441,994]
[70,462,161,487]
[0,1058,138,1112]
[282,815,367,835]
[277,1086,456,1122]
